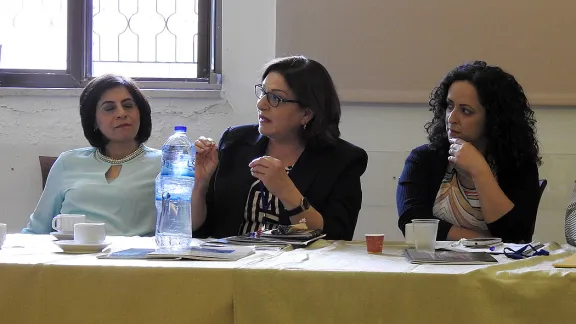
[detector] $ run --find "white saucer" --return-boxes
[50,231,74,240]
[53,240,111,254]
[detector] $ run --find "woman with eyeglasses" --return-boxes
[396,61,542,243]
[191,56,368,240]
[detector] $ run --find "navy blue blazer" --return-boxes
[194,125,368,240]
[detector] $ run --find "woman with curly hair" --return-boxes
[396,61,541,243]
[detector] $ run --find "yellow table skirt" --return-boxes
[0,235,235,324]
[2,235,576,324]
[232,241,576,324]
[0,263,233,324]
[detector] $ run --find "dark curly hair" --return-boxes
[426,61,541,171]
[262,56,341,148]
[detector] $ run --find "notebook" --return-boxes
[97,246,255,261]
[404,248,498,265]
[553,253,576,268]
[209,230,326,248]
[261,228,324,240]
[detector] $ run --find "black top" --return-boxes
[396,144,540,243]
[194,125,368,240]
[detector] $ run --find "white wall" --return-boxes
[0,0,575,244]
[0,0,275,232]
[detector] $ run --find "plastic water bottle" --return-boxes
[155,126,195,249]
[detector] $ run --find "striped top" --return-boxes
[432,165,491,234]
[239,166,292,235]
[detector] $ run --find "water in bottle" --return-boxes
[155,126,195,249]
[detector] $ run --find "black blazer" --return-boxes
[396,144,540,243]
[194,125,368,240]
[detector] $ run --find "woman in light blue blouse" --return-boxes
[23,74,161,236]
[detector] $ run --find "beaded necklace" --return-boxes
[95,145,145,165]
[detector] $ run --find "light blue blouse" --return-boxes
[23,146,161,236]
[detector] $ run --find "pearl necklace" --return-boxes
[95,145,145,165]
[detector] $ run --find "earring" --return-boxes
[303,124,307,130]
[94,127,98,132]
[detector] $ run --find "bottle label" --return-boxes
[161,149,195,177]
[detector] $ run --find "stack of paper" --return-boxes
[209,229,326,248]
[404,248,498,265]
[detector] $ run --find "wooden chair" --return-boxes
[39,156,58,190]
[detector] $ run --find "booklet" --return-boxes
[98,245,255,261]
[208,230,326,249]
[261,228,323,240]
[404,248,498,265]
[553,253,576,268]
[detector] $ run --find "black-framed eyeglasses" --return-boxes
[255,84,300,108]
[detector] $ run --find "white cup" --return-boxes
[405,223,414,244]
[74,223,106,244]
[52,214,86,233]
[0,223,6,248]
[412,219,439,252]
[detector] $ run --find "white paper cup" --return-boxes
[405,223,414,244]
[411,219,439,252]
[0,223,6,248]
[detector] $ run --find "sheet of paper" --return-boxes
[435,241,541,254]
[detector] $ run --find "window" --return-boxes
[0,0,220,88]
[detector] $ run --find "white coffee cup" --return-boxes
[74,223,106,244]
[0,223,6,248]
[52,214,86,233]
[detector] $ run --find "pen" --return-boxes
[489,242,503,251]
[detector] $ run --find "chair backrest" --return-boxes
[531,179,548,237]
[39,156,58,190]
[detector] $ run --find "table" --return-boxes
[1,235,576,324]
[233,241,576,324]
[0,234,277,324]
